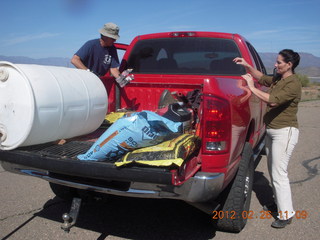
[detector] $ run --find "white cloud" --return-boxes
[3,33,61,46]
[245,30,282,38]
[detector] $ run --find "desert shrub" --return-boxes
[296,74,310,87]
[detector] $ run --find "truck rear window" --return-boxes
[127,38,245,75]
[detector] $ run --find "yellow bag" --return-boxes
[104,112,127,124]
[115,134,200,167]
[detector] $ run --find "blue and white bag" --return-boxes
[77,111,182,161]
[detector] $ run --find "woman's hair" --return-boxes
[273,49,300,81]
[279,49,300,73]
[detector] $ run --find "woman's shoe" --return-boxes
[271,217,293,228]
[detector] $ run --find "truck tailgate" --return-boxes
[0,140,173,185]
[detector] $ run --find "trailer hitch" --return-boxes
[61,197,82,232]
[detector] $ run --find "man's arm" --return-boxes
[71,55,88,70]
[110,67,120,79]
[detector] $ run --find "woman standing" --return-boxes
[233,49,301,228]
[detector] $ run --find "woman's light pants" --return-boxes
[265,127,299,220]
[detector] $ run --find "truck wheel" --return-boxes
[49,182,77,201]
[216,142,254,233]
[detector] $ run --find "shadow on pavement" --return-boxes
[252,171,275,208]
[6,195,217,240]
[4,170,284,239]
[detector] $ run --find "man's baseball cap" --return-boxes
[99,22,120,40]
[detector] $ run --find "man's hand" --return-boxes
[110,68,121,79]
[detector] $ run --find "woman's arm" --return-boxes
[242,73,278,107]
[233,57,264,80]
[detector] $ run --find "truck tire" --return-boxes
[216,142,254,233]
[49,182,77,201]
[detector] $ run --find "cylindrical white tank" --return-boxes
[0,61,108,150]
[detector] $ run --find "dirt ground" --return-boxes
[301,86,320,101]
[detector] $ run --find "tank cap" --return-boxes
[0,67,9,82]
[0,127,7,143]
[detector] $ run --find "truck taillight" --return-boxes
[202,95,231,154]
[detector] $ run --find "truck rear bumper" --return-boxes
[0,141,225,203]
[1,161,224,203]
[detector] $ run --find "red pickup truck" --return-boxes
[0,31,267,233]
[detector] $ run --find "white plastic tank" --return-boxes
[0,61,108,150]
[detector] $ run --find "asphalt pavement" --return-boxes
[0,100,319,240]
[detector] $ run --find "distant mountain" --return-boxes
[1,52,319,76]
[0,55,72,68]
[259,52,320,76]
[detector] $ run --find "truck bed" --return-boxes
[0,135,174,185]
[1,126,226,204]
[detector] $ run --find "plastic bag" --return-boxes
[77,111,182,161]
[115,134,201,167]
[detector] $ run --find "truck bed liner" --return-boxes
[0,140,173,185]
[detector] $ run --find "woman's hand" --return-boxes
[241,73,255,89]
[233,57,264,80]
[233,57,250,68]
[241,73,271,103]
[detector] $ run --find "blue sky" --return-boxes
[1,0,319,58]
